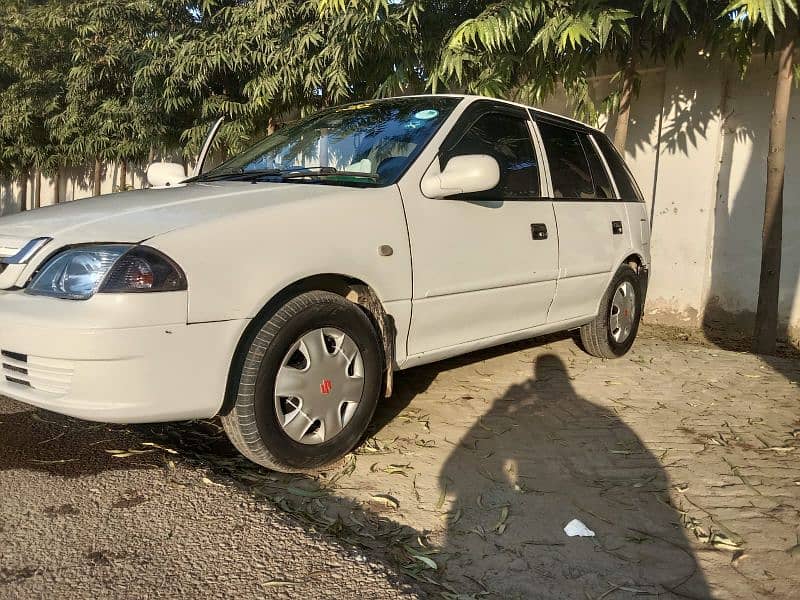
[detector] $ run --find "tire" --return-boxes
[222,291,383,472]
[579,264,642,359]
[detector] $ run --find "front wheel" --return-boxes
[222,291,383,472]
[579,264,642,359]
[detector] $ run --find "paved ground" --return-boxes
[1,325,798,599]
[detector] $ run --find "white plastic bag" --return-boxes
[564,518,595,537]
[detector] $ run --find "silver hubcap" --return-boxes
[610,281,636,343]
[274,328,365,445]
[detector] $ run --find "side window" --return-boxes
[579,133,614,199]
[593,133,645,202]
[537,123,594,198]
[447,112,540,199]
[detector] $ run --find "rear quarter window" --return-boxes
[593,134,645,202]
[579,133,614,199]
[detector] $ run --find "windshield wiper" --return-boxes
[197,168,284,182]
[198,166,378,184]
[279,167,378,181]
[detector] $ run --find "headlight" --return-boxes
[26,245,187,300]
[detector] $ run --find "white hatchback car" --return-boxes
[0,95,650,472]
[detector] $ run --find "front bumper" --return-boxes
[0,290,248,423]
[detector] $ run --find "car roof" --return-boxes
[377,93,602,134]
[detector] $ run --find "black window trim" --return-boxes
[592,130,647,203]
[437,99,545,201]
[577,131,615,200]
[534,118,598,200]
[587,133,621,199]
[527,108,643,203]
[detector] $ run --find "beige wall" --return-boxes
[2,55,799,345]
[541,52,800,345]
[0,163,148,214]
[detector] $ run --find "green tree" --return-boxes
[141,0,433,160]
[433,1,717,149]
[0,0,72,207]
[50,1,195,193]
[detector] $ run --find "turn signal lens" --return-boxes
[100,246,186,293]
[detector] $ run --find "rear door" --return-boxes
[535,117,632,323]
[592,133,651,261]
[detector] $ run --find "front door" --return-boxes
[401,102,559,355]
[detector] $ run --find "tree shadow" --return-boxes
[701,59,800,378]
[597,53,799,376]
[62,162,94,201]
[0,401,425,596]
[0,179,20,215]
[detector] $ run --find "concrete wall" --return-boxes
[0,162,148,215]
[540,51,800,346]
[1,53,799,346]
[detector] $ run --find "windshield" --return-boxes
[201,97,461,186]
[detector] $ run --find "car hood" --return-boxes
[0,181,353,289]
[0,181,351,245]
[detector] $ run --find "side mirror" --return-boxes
[146,162,187,189]
[420,154,500,199]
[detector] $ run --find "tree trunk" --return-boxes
[613,52,636,153]
[19,172,28,212]
[753,34,796,354]
[94,158,102,196]
[119,160,127,192]
[34,170,41,209]
[53,167,61,204]
[268,117,277,136]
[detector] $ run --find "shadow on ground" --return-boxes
[436,353,709,598]
[0,333,714,598]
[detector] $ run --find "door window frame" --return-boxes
[528,109,642,203]
[437,100,546,200]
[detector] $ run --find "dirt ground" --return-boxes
[1,324,798,599]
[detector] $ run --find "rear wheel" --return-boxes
[579,264,642,359]
[222,291,383,472]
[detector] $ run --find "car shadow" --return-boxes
[0,404,162,477]
[369,331,576,436]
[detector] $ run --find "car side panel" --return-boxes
[547,201,632,323]
[625,202,651,264]
[147,185,413,358]
[399,100,560,356]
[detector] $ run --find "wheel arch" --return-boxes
[218,273,394,416]
[620,252,649,304]
[622,252,644,273]
[589,252,649,320]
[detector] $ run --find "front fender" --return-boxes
[148,185,412,324]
